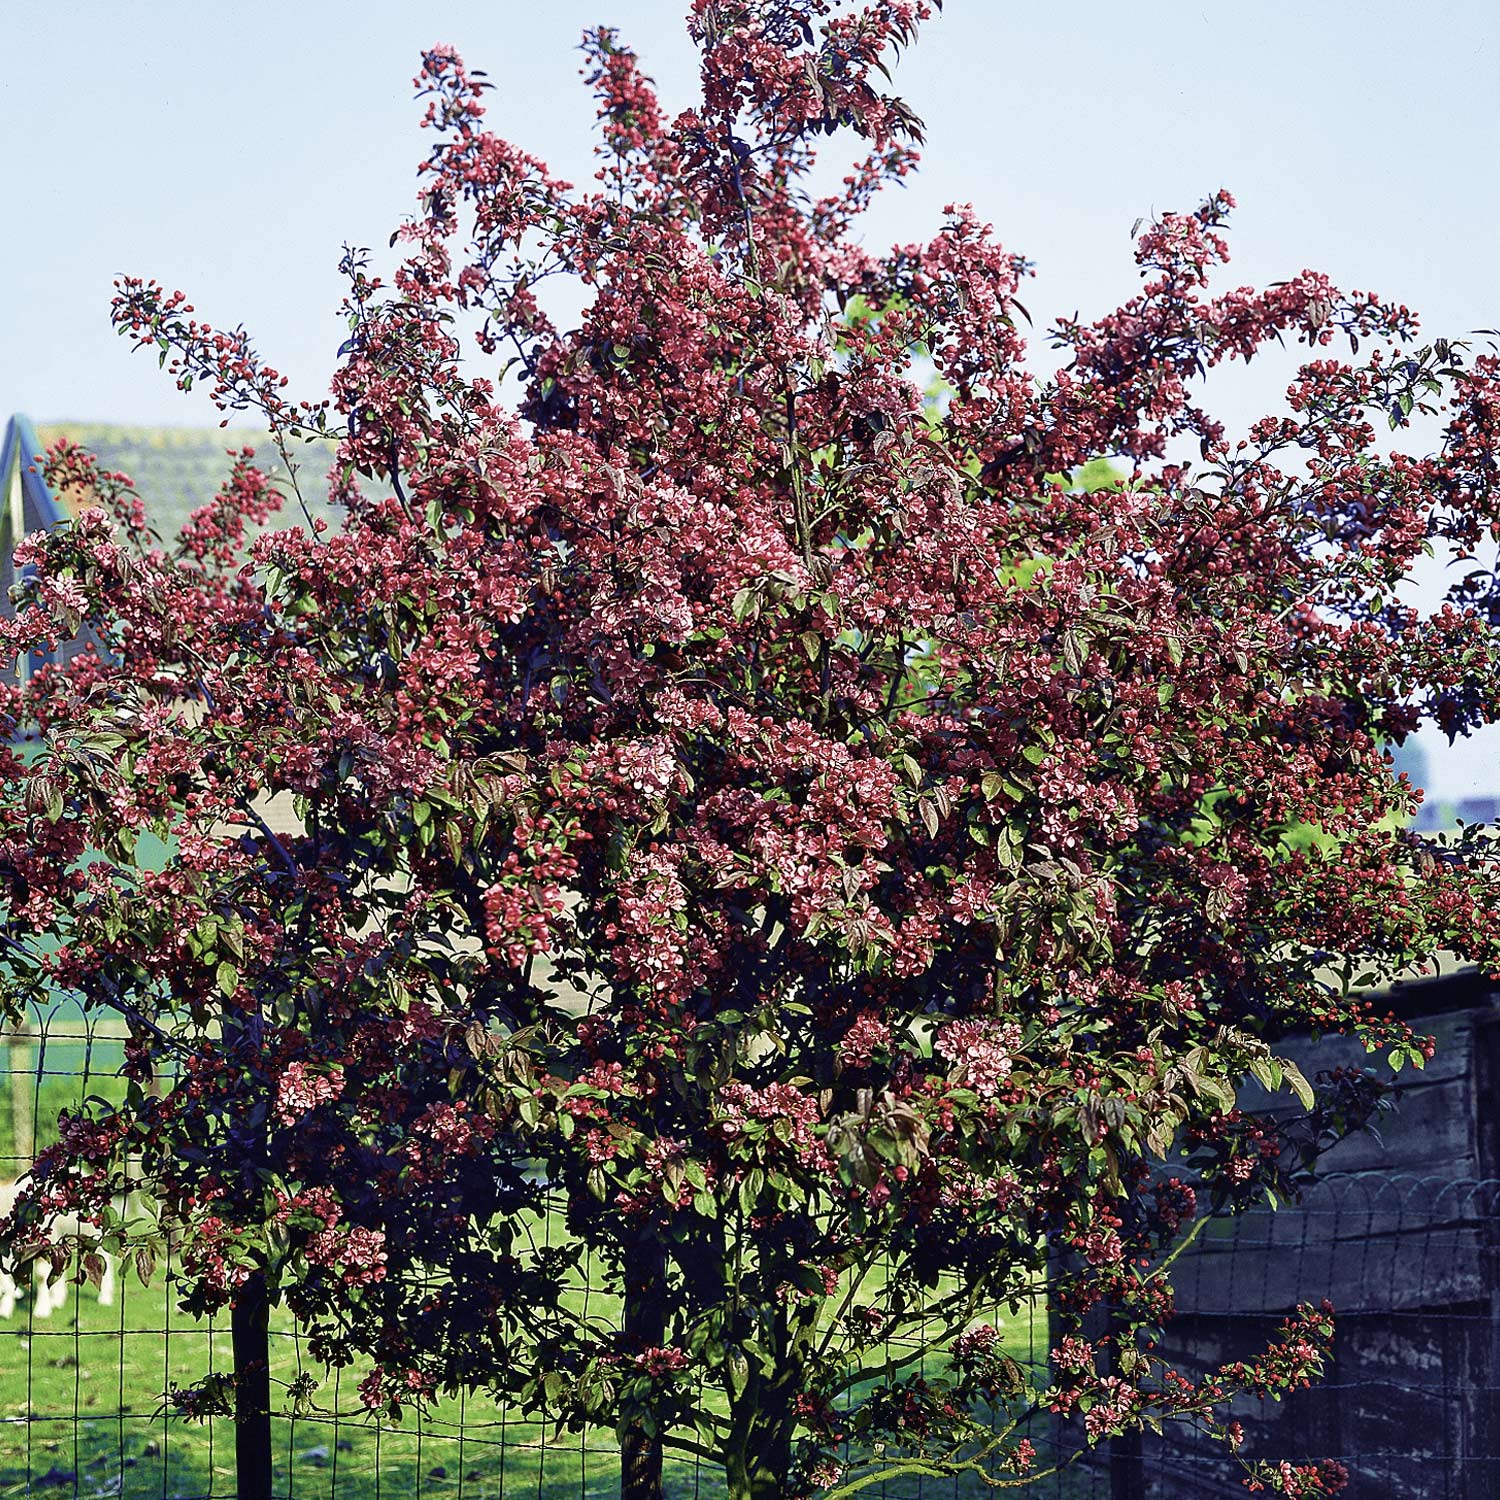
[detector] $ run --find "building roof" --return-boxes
[33,421,338,544]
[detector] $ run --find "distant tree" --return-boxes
[3,4,1499,1499]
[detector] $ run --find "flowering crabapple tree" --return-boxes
[4,2,1500,1497]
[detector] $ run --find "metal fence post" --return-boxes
[1106,1301,1145,1500]
[233,1268,274,1500]
[1108,1424,1145,1500]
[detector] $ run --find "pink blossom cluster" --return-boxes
[274,1063,345,1126]
[934,1019,1021,1099]
[717,1082,834,1172]
[307,1224,388,1287]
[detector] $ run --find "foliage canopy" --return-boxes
[4,4,1500,1497]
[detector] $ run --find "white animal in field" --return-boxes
[0,1178,118,1320]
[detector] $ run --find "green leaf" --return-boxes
[1280,1058,1315,1110]
[1061,628,1087,676]
[919,797,939,838]
[739,1167,764,1216]
[216,962,239,999]
[219,916,245,962]
[1247,1057,1283,1093]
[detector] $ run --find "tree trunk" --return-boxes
[620,1233,668,1500]
[621,1422,663,1500]
[725,1432,792,1500]
[725,1355,798,1500]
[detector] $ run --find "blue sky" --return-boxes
[3,0,1498,794]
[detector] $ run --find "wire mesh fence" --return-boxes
[0,1008,1067,1500]
[4,1010,1498,1499]
[1136,1172,1500,1499]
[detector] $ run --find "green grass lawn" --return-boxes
[1,1017,1065,1499]
[0,1268,680,1500]
[2,1009,141,1180]
[3,1021,637,1499]
[0,1268,1056,1500]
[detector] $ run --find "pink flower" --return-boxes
[274,1063,345,1125]
[935,1020,1021,1099]
[839,1010,891,1068]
